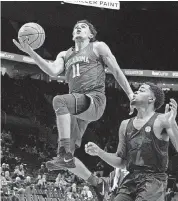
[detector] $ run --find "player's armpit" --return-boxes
[98,150,126,168]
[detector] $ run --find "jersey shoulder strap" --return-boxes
[122,119,131,136]
[144,112,160,128]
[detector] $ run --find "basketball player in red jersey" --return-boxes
[86,83,178,201]
[13,20,134,199]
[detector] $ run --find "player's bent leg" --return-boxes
[69,157,109,201]
[46,156,108,200]
[68,157,92,180]
[46,94,90,169]
[47,94,76,169]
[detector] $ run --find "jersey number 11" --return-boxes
[72,64,80,78]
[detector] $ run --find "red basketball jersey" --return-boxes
[64,42,105,94]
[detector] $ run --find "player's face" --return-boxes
[72,23,93,41]
[2,164,6,168]
[131,84,155,107]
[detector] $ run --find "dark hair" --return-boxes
[75,20,97,42]
[145,82,165,110]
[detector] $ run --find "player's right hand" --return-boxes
[85,142,101,156]
[13,37,33,54]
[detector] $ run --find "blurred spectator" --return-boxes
[11,176,23,192]
[14,157,21,164]
[37,175,42,186]
[54,173,62,188]
[39,164,48,176]
[4,171,12,183]
[1,171,8,187]
[19,164,25,178]
[37,174,46,189]
[1,163,7,172]
[15,177,21,183]
[81,185,93,200]
[70,183,80,200]
[5,164,10,172]
[65,172,75,184]
[55,173,68,194]
[24,176,31,186]
[12,166,19,179]
[71,183,77,193]
[42,174,47,185]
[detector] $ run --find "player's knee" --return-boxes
[52,95,67,114]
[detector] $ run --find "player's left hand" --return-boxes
[13,37,33,55]
[165,99,177,126]
[85,142,101,156]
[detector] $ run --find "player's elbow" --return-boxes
[48,69,59,77]
[113,156,126,168]
[116,160,126,169]
[49,72,58,77]
[50,64,64,77]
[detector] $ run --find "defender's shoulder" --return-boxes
[119,119,130,134]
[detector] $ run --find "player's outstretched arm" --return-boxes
[94,42,133,101]
[85,142,125,168]
[162,99,178,152]
[85,120,128,168]
[13,38,65,77]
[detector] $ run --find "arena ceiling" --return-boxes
[2,1,178,27]
[1,1,178,71]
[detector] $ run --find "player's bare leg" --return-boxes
[69,158,109,200]
[47,156,108,201]
[46,95,76,168]
[56,114,71,152]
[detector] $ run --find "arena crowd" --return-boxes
[1,74,178,201]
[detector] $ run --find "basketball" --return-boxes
[18,22,45,50]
